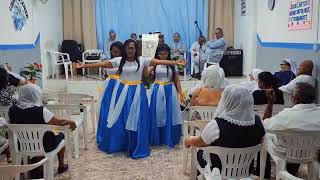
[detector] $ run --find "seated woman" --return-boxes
[9,84,76,174]
[184,84,265,172]
[240,68,263,93]
[274,59,296,87]
[190,65,224,106]
[0,67,17,106]
[253,71,284,105]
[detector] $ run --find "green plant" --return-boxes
[20,63,42,80]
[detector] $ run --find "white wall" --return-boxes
[233,0,257,75]
[34,0,63,85]
[0,0,35,45]
[257,0,319,44]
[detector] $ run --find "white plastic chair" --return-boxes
[0,106,9,156]
[0,106,10,121]
[183,106,217,174]
[0,158,48,180]
[56,93,96,133]
[46,104,88,158]
[260,130,320,180]
[82,49,103,76]
[192,144,262,180]
[203,51,224,69]
[48,51,74,80]
[7,124,72,180]
[278,170,304,180]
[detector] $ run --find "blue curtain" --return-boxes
[96,0,207,52]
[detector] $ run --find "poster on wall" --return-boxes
[288,0,313,31]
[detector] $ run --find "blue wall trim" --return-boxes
[257,34,318,50]
[0,33,40,50]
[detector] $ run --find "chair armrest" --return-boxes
[278,171,304,180]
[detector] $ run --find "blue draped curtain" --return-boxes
[96,0,207,52]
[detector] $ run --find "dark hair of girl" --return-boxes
[117,39,140,75]
[0,68,8,90]
[154,43,176,81]
[258,71,278,89]
[110,41,124,59]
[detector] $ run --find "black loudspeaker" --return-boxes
[219,49,243,77]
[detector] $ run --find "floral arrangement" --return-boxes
[20,63,42,80]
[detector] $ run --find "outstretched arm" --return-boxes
[74,61,113,69]
[150,59,186,66]
[173,72,184,104]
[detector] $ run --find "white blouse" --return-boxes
[109,57,152,81]
[154,65,178,82]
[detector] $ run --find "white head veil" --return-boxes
[283,58,297,75]
[214,84,255,126]
[200,65,224,89]
[17,84,43,109]
[250,69,263,81]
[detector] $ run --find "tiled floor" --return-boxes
[56,134,189,180]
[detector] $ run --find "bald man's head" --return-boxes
[297,60,313,76]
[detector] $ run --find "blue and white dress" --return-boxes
[98,57,151,159]
[97,68,120,150]
[149,65,182,148]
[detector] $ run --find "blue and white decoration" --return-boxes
[9,0,29,31]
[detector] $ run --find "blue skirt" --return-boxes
[96,78,118,148]
[98,82,150,159]
[150,83,182,148]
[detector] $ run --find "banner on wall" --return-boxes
[288,0,313,31]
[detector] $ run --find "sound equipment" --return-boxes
[219,49,243,77]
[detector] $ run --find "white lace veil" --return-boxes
[213,84,255,126]
[17,84,43,109]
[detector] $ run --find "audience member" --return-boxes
[279,60,315,107]
[240,68,263,93]
[253,72,284,105]
[158,34,165,45]
[190,35,207,74]
[258,83,320,177]
[190,65,224,106]
[104,29,117,59]
[279,60,315,93]
[185,85,265,172]
[0,67,17,106]
[130,33,137,41]
[190,65,226,95]
[170,32,186,60]
[204,28,227,63]
[274,59,296,87]
[9,84,76,175]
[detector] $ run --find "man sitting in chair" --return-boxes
[258,82,320,178]
[203,28,227,65]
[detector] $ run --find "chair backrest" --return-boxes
[189,106,217,121]
[0,106,10,122]
[197,144,262,179]
[82,49,103,61]
[8,124,67,156]
[0,158,48,180]
[56,93,91,105]
[46,104,83,119]
[271,130,320,163]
